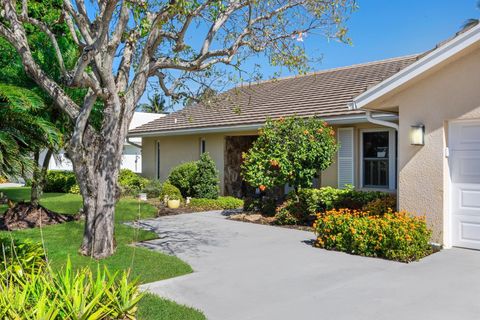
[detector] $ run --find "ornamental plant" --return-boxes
[241,117,338,193]
[313,209,432,262]
[191,153,220,199]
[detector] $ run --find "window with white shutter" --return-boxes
[337,128,354,188]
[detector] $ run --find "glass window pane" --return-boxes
[363,131,389,188]
[363,132,389,158]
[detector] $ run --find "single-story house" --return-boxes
[129,24,480,250]
[41,111,165,173]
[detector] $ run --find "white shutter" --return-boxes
[337,128,354,188]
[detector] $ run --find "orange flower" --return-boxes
[259,185,266,192]
[270,159,279,167]
[303,130,309,135]
[329,130,335,136]
[317,128,324,134]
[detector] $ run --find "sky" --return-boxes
[136,1,480,107]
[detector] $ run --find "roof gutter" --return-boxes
[126,137,142,149]
[348,102,399,131]
[128,113,399,137]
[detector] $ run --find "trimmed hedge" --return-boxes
[168,161,198,198]
[118,169,148,196]
[313,209,432,262]
[188,196,243,210]
[44,170,77,193]
[159,182,182,201]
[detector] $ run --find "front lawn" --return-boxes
[0,187,205,320]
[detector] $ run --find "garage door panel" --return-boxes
[450,120,480,250]
[450,151,480,184]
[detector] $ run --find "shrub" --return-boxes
[141,179,163,198]
[0,259,142,319]
[68,184,80,194]
[118,169,148,196]
[44,170,77,193]
[191,153,219,199]
[159,182,182,201]
[243,196,277,216]
[0,238,46,279]
[313,209,432,262]
[168,161,198,197]
[362,195,397,216]
[274,200,299,225]
[241,116,338,193]
[188,196,243,210]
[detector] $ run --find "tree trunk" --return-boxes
[70,102,130,259]
[31,149,53,208]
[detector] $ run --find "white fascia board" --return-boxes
[352,24,480,109]
[127,113,398,137]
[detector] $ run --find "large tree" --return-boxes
[0,0,355,258]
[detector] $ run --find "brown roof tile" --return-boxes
[129,55,419,135]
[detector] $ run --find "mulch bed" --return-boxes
[147,199,206,217]
[228,212,314,232]
[0,202,78,231]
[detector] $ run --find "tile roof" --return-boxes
[129,55,419,135]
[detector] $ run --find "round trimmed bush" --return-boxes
[191,153,219,199]
[167,161,198,197]
[159,182,182,201]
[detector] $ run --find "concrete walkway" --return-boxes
[138,211,480,320]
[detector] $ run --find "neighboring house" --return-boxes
[43,112,165,173]
[129,24,480,250]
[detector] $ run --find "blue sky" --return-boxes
[136,1,479,106]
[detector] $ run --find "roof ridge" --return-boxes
[234,53,421,88]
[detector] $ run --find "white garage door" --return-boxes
[450,120,480,249]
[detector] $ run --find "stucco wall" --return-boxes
[370,46,480,243]
[141,131,257,194]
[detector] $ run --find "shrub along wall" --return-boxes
[313,209,432,262]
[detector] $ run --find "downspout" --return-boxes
[364,110,399,130]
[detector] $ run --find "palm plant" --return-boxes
[0,84,61,180]
[137,93,167,113]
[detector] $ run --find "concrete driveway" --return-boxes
[138,211,480,320]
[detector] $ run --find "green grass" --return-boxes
[0,187,205,320]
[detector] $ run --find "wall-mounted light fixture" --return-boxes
[410,124,425,146]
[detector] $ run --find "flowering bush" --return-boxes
[313,209,432,262]
[362,195,397,216]
[241,117,338,193]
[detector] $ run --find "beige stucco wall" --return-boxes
[142,122,390,195]
[368,45,480,244]
[141,131,257,194]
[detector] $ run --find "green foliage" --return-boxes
[273,187,394,226]
[0,255,143,319]
[314,209,433,262]
[362,195,397,216]
[118,169,149,196]
[44,170,77,193]
[168,161,198,197]
[141,179,163,198]
[0,84,61,179]
[68,184,80,194]
[188,197,243,210]
[0,238,46,279]
[241,117,338,192]
[243,196,277,216]
[159,182,183,201]
[191,153,219,199]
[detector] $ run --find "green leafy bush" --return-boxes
[159,182,182,201]
[243,196,277,216]
[274,200,298,225]
[168,161,198,197]
[313,209,432,262]
[141,179,163,198]
[0,259,143,319]
[362,195,397,216]
[191,153,219,199]
[44,170,77,193]
[241,117,338,193]
[0,238,46,279]
[188,196,243,210]
[118,169,148,196]
[68,184,80,194]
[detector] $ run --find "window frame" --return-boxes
[359,128,396,190]
[199,137,206,155]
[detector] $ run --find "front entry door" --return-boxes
[450,120,480,249]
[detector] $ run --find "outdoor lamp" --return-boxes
[410,124,425,146]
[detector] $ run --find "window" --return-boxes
[156,141,161,179]
[200,138,206,155]
[361,129,396,190]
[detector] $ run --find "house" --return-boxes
[129,24,480,250]
[42,112,165,173]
